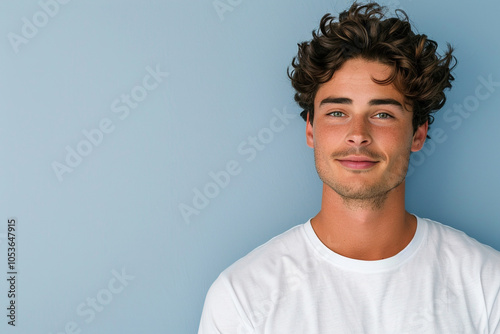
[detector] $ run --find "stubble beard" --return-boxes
[314,148,411,210]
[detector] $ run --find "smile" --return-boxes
[336,156,379,170]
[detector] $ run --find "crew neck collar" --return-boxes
[302,215,427,273]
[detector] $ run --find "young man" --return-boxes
[199,3,500,333]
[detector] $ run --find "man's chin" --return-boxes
[327,179,396,199]
[328,183,380,199]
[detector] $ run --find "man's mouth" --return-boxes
[336,156,379,170]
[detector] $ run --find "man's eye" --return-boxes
[374,112,393,119]
[328,111,345,117]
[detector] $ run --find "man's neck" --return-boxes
[310,181,417,261]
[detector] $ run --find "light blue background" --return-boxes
[0,0,498,333]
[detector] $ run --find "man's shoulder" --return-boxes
[199,221,315,333]
[420,217,500,271]
[423,217,499,252]
[222,221,310,279]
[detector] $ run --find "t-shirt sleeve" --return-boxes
[486,262,500,333]
[480,245,500,334]
[198,274,254,334]
[490,290,500,334]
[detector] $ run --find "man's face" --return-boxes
[306,58,427,204]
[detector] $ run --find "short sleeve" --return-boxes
[198,275,254,334]
[490,290,500,334]
[485,254,500,333]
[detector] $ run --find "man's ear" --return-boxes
[411,121,428,152]
[306,112,314,148]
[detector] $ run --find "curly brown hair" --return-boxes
[288,2,456,134]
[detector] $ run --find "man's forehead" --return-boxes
[313,58,408,109]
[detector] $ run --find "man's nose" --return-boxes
[345,116,372,147]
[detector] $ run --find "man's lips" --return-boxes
[336,156,379,169]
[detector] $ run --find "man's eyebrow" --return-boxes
[369,99,404,111]
[319,97,352,106]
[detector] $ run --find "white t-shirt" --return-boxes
[198,216,500,334]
